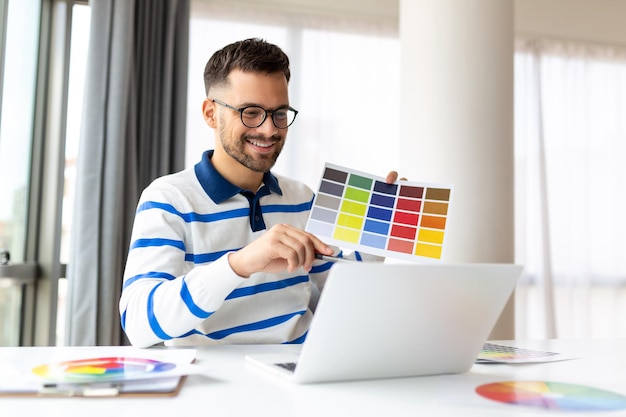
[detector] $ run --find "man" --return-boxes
[120,38,400,347]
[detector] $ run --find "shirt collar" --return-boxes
[194,150,283,203]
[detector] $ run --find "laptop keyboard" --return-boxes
[275,362,297,372]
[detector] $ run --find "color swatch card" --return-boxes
[306,163,453,262]
[476,343,578,364]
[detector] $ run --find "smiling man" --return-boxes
[119,38,399,347]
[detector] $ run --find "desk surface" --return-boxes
[1,339,626,416]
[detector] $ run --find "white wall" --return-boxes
[515,0,626,44]
[198,0,398,28]
[209,0,626,45]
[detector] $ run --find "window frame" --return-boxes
[0,0,86,346]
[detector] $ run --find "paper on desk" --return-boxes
[475,342,579,364]
[0,346,203,394]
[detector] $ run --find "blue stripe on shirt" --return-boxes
[185,248,234,264]
[226,275,309,300]
[137,199,313,222]
[130,238,185,251]
[178,328,203,339]
[123,271,177,289]
[262,199,313,214]
[180,277,213,319]
[310,262,333,274]
[206,310,306,340]
[147,283,172,341]
[137,201,250,222]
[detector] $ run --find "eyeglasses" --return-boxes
[211,98,298,129]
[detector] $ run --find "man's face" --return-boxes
[209,69,290,174]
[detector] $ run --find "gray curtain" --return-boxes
[66,0,189,346]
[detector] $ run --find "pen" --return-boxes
[314,254,356,263]
[40,382,121,397]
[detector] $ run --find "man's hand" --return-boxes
[228,223,335,278]
[386,170,407,183]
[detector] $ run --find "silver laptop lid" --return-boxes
[291,262,522,383]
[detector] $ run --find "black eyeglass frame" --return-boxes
[211,98,299,129]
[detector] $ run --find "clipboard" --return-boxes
[0,346,197,397]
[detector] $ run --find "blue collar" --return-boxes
[194,150,283,203]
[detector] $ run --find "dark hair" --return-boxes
[203,38,291,95]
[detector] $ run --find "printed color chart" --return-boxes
[32,357,176,382]
[306,163,453,262]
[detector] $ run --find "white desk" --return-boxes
[2,339,626,416]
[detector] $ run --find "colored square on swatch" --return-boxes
[305,163,454,262]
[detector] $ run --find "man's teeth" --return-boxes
[249,140,272,148]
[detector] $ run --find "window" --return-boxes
[0,0,89,346]
[514,39,626,339]
[186,2,400,189]
[0,0,42,346]
[56,2,90,345]
[0,1,39,263]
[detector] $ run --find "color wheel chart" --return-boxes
[476,381,626,412]
[306,163,453,262]
[32,357,176,382]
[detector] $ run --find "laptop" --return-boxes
[245,262,523,384]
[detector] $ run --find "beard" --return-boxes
[218,123,284,173]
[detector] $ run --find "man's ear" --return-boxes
[202,98,217,128]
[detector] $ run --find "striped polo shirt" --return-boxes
[119,150,333,347]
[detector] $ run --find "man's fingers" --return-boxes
[386,171,407,183]
[386,171,399,184]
